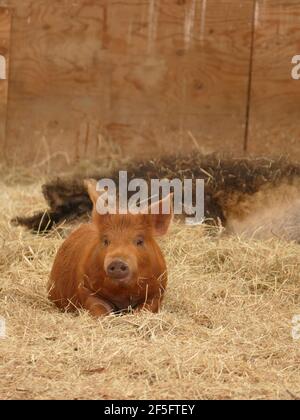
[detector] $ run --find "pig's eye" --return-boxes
[103,238,110,247]
[135,237,144,247]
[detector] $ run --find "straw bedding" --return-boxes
[1,163,300,400]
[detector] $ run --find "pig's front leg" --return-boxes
[78,285,114,317]
[135,296,163,313]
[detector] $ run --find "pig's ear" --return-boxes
[84,179,104,208]
[149,193,173,236]
[84,179,98,206]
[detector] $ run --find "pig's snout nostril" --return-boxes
[107,260,130,280]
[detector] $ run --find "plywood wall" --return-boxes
[0,0,299,166]
[248,0,300,157]
[0,7,11,155]
[0,0,255,166]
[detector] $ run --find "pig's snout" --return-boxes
[106,259,130,280]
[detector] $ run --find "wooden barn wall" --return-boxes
[0,7,10,156]
[0,0,254,166]
[0,0,299,166]
[248,0,300,157]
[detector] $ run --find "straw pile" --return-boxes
[1,165,300,400]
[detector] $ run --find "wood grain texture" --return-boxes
[1,0,254,166]
[2,0,110,165]
[0,6,11,155]
[248,0,300,158]
[101,0,254,157]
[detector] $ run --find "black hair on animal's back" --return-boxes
[13,153,300,233]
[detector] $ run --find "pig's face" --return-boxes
[96,214,167,288]
[84,179,173,290]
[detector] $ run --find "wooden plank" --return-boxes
[4,0,110,165]
[6,0,108,97]
[248,0,300,158]
[0,6,11,156]
[3,0,254,166]
[102,0,255,156]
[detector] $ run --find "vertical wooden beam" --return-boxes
[244,0,257,152]
[0,7,11,158]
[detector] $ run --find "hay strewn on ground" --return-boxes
[1,174,300,400]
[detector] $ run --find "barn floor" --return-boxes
[1,167,300,400]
